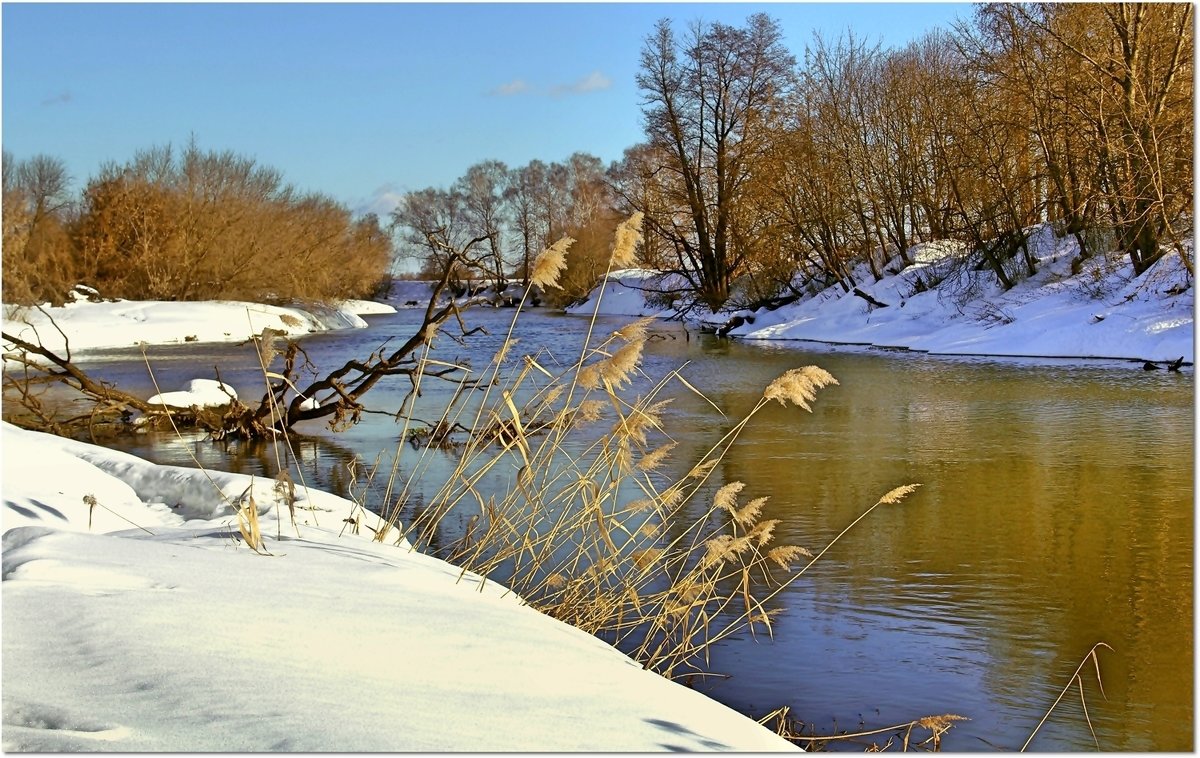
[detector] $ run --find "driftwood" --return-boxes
[2,329,168,436]
[1142,356,1186,372]
[853,288,890,309]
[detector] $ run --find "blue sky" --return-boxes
[3,2,972,216]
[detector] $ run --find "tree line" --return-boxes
[5,4,1190,313]
[394,3,1192,312]
[3,141,391,306]
[390,152,630,307]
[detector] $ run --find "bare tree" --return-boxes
[391,187,475,292]
[2,152,77,305]
[1019,2,1193,274]
[455,160,510,285]
[636,13,796,310]
[970,5,1100,259]
[505,160,549,283]
[756,108,859,294]
[608,143,672,269]
[801,33,894,282]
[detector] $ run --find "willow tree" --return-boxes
[636,13,796,311]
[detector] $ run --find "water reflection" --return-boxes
[703,348,1192,751]
[42,308,1194,751]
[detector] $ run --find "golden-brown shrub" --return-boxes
[5,143,392,305]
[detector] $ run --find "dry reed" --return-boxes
[340,214,923,683]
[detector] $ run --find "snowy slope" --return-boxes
[733,233,1193,363]
[1,298,384,354]
[566,269,689,318]
[0,423,798,752]
[571,231,1193,364]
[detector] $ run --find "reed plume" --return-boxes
[763,366,840,410]
[611,212,643,268]
[529,237,574,289]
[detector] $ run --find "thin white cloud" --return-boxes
[491,79,531,96]
[490,71,612,98]
[550,70,612,97]
[354,184,404,219]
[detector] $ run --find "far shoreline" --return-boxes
[729,335,1194,370]
[556,310,1194,370]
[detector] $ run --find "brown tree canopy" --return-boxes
[3,142,392,306]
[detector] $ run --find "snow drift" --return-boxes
[0,423,798,752]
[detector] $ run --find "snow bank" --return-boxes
[569,234,1193,364]
[0,423,798,752]
[1,298,375,355]
[146,378,237,409]
[337,298,397,316]
[566,269,687,318]
[1,422,393,536]
[734,239,1193,363]
[2,426,180,533]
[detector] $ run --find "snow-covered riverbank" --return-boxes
[1,422,797,751]
[570,229,1194,366]
[0,289,799,750]
[1,295,395,355]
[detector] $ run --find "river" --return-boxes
[62,306,1193,751]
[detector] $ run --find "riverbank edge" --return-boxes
[722,334,1195,369]
[0,296,396,358]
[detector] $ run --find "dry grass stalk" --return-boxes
[611,402,664,446]
[735,496,769,528]
[771,713,970,751]
[256,327,288,368]
[615,315,655,344]
[578,363,603,390]
[766,545,813,570]
[631,548,663,570]
[573,399,606,425]
[880,483,921,505]
[492,337,518,366]
[637,521,660,538]
[747,518,779,546]
[713,481,746,513]
[235,483,268,555]
[636,441,676,472]
[354,212,909,687]
[688,459,720,480]
[603,339,645,389]
[1021,642,1113,751]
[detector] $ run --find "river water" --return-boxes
[64,307,1193,751]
